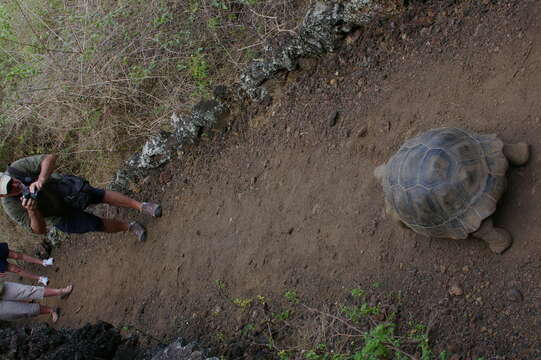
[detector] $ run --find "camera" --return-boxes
[22,185,39,200]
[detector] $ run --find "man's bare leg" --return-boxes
[101,218,129,233]
[102,191,142,211]
[102,191,162,217]
[101,218,146,241]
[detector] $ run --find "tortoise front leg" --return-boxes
[374,164,386,180]
[503,143,529,166]
[472,218,512,254]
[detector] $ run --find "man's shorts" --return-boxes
[81,184,106,205]
[0,242,9,273]
[54,185,106,234]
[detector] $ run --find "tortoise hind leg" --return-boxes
[503,143,529,166]
[472,218,512,254]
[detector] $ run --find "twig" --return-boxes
[0,37,77,54]
[301,304,364,335]
[510,41,533,81]
[384,343,418,360]
[249,8,277,20]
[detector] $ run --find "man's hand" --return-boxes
[30,179,44,193]
[21,196,38,210]
[0,272,7,278]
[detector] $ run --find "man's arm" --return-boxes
[26,206,47,235]
[31,154,58,193]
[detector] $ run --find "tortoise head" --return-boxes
[374,163,386,182]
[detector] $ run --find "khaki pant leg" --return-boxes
[0,300,41,320]
[1,282,45,301]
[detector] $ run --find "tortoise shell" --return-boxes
[382,128,508,239]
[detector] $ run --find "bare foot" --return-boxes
[51,308,60,323]
[60,284,73,299]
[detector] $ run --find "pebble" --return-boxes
[506,288,523,302]
[328,111,339,127]
[449,284,464,296]
[357,126,368,137]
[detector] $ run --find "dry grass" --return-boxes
[0,0,310,176]
[0,0,310,249]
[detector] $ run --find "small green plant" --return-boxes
[232,297,253,309]
[284,290,299,304]
[211,0,229,10]
[278,350,291,360]
[356,323,400,360]
[215,332,225,342]
[341,303,381,323]
[207,17,220,30]
[273,310,291,321]
[188,49,210,93]
[214,279,226,289]
[439,351,449,360]
[240,323,255,335]
[351,288,365,298]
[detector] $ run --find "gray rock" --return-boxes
[127,131,173,170]
[109,99,227,193]
[173,99,227,143]
[47,227,70,247]
[240,0,382,100]
[151,340,218,360]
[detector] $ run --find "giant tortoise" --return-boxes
[374,128,529,254]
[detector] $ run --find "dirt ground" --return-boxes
[27,0,541,358]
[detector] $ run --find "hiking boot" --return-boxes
[141,202,162,217]
[129,221,147,242]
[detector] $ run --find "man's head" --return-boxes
[0,173,23,197]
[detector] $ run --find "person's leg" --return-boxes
[0,300,41,321]
[39,305,59,322]
[101,218,129,233]
[43,284,72,297]
[102,191,142,211]
[8,250,51,266]
[7,263,40,282]
[1,282,72,300]
[102,191,162,217]
[94,217,147,242]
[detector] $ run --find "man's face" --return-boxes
[0,178,23,198]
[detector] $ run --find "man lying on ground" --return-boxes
[0,154,162,241]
